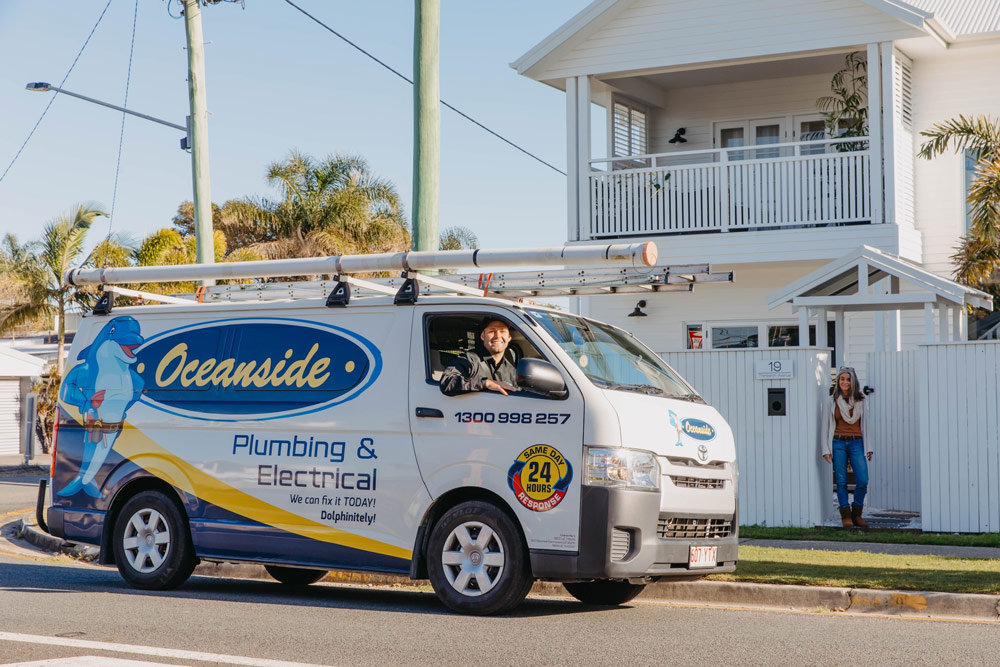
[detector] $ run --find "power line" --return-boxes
[108,0,140,241]
[283,0,566,177]
[0,0,115,187]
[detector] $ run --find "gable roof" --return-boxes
[767,245,993,312]
[0,345,47,377]
[513,0,995,82]
[903,0,1000,39]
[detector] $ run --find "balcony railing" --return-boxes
[589,136,871,238]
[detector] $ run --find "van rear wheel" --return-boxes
[113,490,196,590]
[563,580,646,606]
[427,501,532,615]
[265,565,327,586]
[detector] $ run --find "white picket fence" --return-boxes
[865,351,921,512]
[662,348,831,527]
[919,343,1000,533]
[590,137,871,238]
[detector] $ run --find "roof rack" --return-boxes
[64,242,733,312]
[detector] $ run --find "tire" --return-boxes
[427,500,533,615]
[112,490,196,590]
[563,580,646,606]
[265,565,327,586]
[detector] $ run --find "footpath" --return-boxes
[4,455,999,622]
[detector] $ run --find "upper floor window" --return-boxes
[965,149,977,234]
[612,100,647,158]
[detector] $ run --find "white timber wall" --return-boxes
[529,0,924,80]
[909,43,1000,276]
[646,73,833,156]
[920,342,1000,533]
[661,348,831,527]
[865,351,921,512]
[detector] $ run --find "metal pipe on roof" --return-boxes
[64,242,658,287]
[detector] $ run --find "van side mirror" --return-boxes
[516,358,567,398]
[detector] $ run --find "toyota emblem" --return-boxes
[697,444,709,462]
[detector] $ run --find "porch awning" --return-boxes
[767,245,993,313]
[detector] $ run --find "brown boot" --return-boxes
[839,507,854,528]
[852,505,868,529]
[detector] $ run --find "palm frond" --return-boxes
[917,115,1000,161]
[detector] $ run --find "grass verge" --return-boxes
[708,545,1000,594]
[740,525,1000,548]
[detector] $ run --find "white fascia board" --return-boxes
[860,0,953,46]
[510,0,623,77]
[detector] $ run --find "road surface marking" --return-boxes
[0,632,329,667]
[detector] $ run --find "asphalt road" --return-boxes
[0,475,44,518]
[1,550,999,667]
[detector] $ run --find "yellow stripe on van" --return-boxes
[58,401,411,561]
[111,425,412,561]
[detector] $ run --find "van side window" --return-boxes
[423,314,544,385]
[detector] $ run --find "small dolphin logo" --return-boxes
[58,316,144,498]
[668,409,683,447]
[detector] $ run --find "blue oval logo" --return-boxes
[135,318,381,421]
[681,418,716,441]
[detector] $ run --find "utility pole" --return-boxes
[412,0,440,254]
[183,0,215,279]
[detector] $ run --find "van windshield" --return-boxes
[530,310,702,401]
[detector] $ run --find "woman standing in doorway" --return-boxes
[822,367,873,528]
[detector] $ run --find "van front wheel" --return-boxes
[427,501,532,615]
[113,490,196,590]
[563,580,646,606]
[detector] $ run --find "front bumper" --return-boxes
[530,485,737,581]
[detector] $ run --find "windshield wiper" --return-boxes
[670,392,706,403]
[595,381,664,395]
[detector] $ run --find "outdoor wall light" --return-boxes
[628,300,648,317]
[669,127,687,144]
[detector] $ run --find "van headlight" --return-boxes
[585,447,660,491]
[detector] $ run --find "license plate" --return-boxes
[689,545,717,569]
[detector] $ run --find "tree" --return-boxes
[918,115,1000,302]
[0,203,107,374]
[439,226,478,251]
[817,51,868,151]
[218,151,410,264]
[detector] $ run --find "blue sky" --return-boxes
[0,1,596,256]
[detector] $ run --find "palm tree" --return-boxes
[218,151,410,263]
[918,115,1000,294]
[0,203,107,373]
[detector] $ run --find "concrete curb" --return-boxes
[14,516,1000,621]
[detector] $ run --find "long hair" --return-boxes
[832,366,865,402]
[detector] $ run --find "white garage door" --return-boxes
[0,380,21,455]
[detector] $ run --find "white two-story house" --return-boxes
[514,0,1000,374]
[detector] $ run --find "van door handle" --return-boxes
[415,407,444,418]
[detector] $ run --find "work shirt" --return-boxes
[440,350,518,396]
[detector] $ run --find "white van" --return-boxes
[44,248,737,615]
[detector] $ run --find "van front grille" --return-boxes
[658,517,732,539]
[669,476,725,489]
[666,457,726,470]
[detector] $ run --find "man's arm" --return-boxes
[440,356,483,396]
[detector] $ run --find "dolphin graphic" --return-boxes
[668,409,683,447]
[58,316,144,498]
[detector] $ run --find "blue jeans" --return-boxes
[833,438,868,509]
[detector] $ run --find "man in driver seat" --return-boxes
[440,319,518,396]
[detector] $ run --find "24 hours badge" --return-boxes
[507,444,573,512]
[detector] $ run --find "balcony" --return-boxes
[588,136,872,239]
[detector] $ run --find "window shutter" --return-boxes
[893,55,913,130]
[612,100,647,158]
